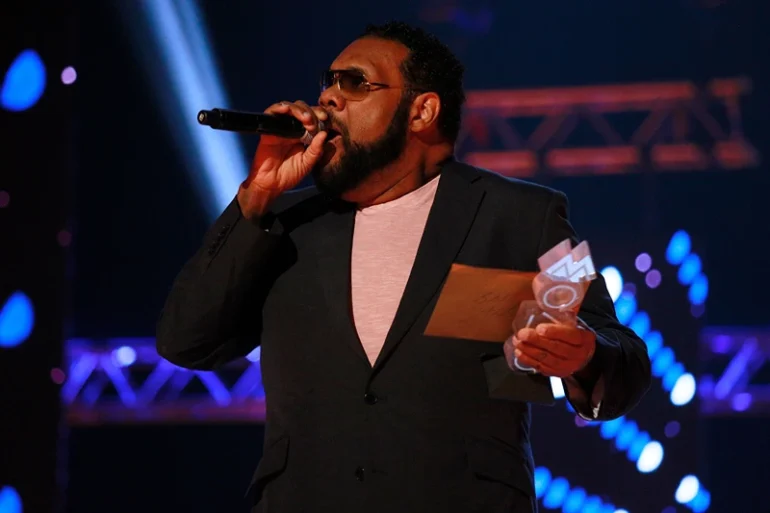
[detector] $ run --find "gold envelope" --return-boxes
[424,263,537,343]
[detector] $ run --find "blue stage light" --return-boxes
[534,470,623,512]
[600,266,624,302]
[612,281,695,404]
[0,486,22,513]
[615,420,638,451]
[675,475,711,512]
[690,490,711,513]
[614,292,637,325]
[1,49,46,111]
[132,0,248,218]
[731,392,752,412]
[663,362,685,391]
[677,254,701,285]
[581,496,602,513]
[665,229,708,307]
[543,476,570,509]
[627,431,651,461]
[676,475,699,503]
[533,467,551,499]
[642,331,663,358]
[670,373,696,406]
[563,487,587,513]
[636,441,664,473]
[628,312,651,338]
[595,416,663,471]
[0,292,34,348]
[688,275,708,306]
[600,417,624,440]
[113,346,137,367]
[652,347,675,378]
[666,230,691,265]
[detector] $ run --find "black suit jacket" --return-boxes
[156,160,651,513]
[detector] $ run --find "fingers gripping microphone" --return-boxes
[197,108,324,145]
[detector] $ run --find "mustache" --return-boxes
[325,116,349,139]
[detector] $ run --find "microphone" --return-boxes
[197,108,324,145]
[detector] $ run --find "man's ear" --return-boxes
[409,92,441,134]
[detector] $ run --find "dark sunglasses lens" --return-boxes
[320,71,367,99]
[339,73,365,95]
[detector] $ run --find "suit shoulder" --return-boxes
[454,162,565,206]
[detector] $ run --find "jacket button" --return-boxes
[364,392,378,405]
[354,466,365,481]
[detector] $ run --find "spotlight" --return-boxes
[675,475,711,512]
[113,346,137,367]
[1,49,46,111]
[0,486,22,513]
[600,266,623,302]
[61,66,77,85]
[666,230,691,265]
[534,468,623,512]
[0,292,35,348]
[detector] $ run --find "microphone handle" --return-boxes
[197,108,307,138]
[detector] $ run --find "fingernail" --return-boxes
[537,325,547,335]
[302,111,311,118]
[514,349,522,358]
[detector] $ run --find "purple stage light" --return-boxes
[635,253,652,272]
[645,269,662,288]
[61,66,77,85]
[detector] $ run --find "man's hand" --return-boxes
[238,101,329,220]
[503,322,596,378]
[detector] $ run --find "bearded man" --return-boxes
[157,21,650,513]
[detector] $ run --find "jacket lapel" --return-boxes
[313,199,372,367]
[373,162,486,369]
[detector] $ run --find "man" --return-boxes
[157,21,651,513]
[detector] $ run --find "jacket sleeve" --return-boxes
[538,191,652,420]
[155,197,284,370]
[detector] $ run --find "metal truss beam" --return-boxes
[699,327,770,416]
[64,326,757,424]
[63,338,265,425]
[457,78,759,177]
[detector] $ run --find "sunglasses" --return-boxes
[321,69,422,101]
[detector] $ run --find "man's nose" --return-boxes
[319,85,345,111]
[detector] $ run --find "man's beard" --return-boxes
[311,94,411,198]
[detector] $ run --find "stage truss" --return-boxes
[62,338,265,425]
[699,327,770,416]
[456,77,758,177]
[63,325,770,424]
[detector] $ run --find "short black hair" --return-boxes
[362,21,465,144]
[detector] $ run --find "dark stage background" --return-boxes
[2,0,769,512]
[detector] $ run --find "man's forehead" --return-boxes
[330,38,408,79]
